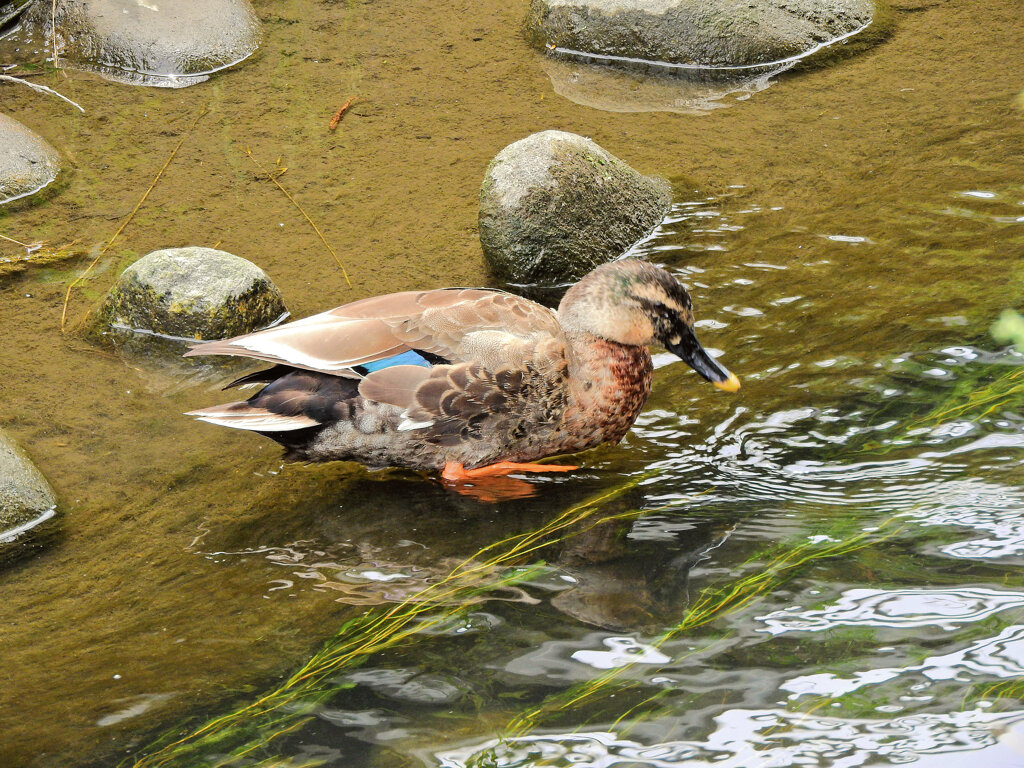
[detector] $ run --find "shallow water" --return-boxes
[1,0,1024,766]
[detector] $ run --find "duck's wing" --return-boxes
[355,344,571,445]
[183,288,563,377]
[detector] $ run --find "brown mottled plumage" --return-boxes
[184,260,739,472]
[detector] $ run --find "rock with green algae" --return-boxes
[0,113,61,206]
[526,0,876,69]
[479,130,671,287]
[0,429,58,564]
[95,247,287,341]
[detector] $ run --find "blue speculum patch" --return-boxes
[358,349,433,373]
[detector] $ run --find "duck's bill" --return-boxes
[667,327,741,393]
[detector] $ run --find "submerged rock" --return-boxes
[0,429,58,564]
[0,113,61,205]
[346,667,468,705]
[540,56,779,114]
[527,0,876,70]
[95,247,287,341]
[20,0,261,87]
[479,130,671,287]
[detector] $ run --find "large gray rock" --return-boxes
[0,113,61,205]
[0,430,58,562]
[20,0,261,87]
[479,130,671,286]
[527,0,875,69]
[96,247,287,340]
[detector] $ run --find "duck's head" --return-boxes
[558,260,740,392]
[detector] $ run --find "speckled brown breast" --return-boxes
[552,340,654,455]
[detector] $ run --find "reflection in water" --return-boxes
[344,667,467,705]
[201,539,539,606]
[570,637,671,670]
[758,587,1024,634]
[505,632,670,680]
[96,694,175,728]
[784,624,1024,700]
[436,708,1024,768]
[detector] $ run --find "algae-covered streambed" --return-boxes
[2,0,1024,766]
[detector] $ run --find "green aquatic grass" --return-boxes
[126,476,651,768]
[853,362,1024,458]
[909,303,1024,429]
[501,520,897,738]
[965,677,1024,711]
[854,311,1024,457]
[911,367,1024,430]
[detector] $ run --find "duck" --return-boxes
[184,259,739,482]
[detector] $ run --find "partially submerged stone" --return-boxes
[540,56,778,114]
[96,247,287,341]
[0,429,58,564]
[20,0,261,87]
[0,113,61,205]
[527,0,876,70]
[479,130,671,286]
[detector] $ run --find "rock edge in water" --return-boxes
[479,130,671,287]
[526,0,876,70]
[0,429,58,564]
[0,113,62,206]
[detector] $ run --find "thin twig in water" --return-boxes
[328,97,362,130]
[0,233,32,248]
[51,0,61,74]
[244,147,352,287]
[0,74,82,112]
[60,106,209,332]
[0,69,48,78]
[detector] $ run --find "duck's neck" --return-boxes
[564,330,654,445]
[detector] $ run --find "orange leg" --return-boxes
[441,461,579,481]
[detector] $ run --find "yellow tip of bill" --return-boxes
[713,372,741,393]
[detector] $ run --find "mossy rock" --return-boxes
[95,247,287,341]
[0,429,58,565]
[479,130,671,287]
[526,0,876,69]
[0,113,61,206]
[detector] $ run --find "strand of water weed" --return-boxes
[498,519,900,739]
[855,364,1024,457]
[124,473,655,768]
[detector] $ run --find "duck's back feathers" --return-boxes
[183,288,562,377]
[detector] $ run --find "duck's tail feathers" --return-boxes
[186,402,321,432]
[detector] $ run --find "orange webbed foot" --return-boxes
[441,461,580,481]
